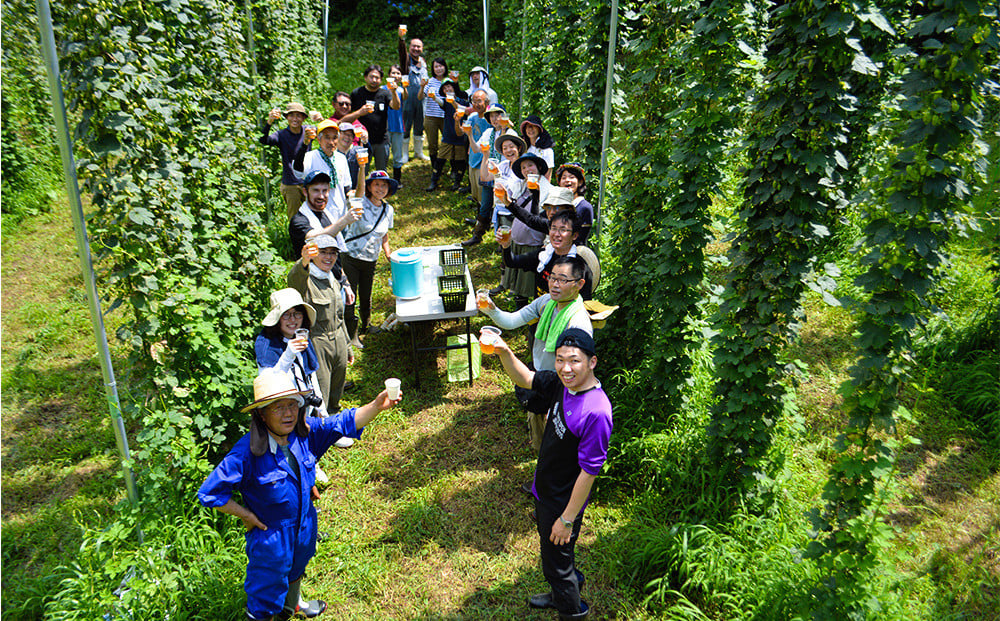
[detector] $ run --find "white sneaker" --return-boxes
[315,464,329,484]
[334,437,355,449]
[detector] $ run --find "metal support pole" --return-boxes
[595,0,620,248]
[519,0,526,120]
[322,0,329,75]
[483,0,490,73]
[34,0,140,511]
[245,1,271,210]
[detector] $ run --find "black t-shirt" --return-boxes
[350,86,392,144]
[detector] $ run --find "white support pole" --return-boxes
[322,0,329,75]
[34,0,140,512]
[595,0,620,246]
[483,0,490,73]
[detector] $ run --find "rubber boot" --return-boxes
[462,218,488,246]
[414,135,428,160]
[393,166,403,190]
[425,158,444,191]
[449,160,465,191]
[558,601,590,620]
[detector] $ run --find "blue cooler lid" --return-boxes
[390,248,423,265]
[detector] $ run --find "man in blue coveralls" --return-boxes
[198,368,402,620]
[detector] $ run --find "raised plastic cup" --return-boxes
[527,173,540,190]
[487,158,500,175]
[295,328,309,344]
[497,225,511,244]
[446,93,455,104]
[349,196,364,218]
[399,24,407,38]
[402,76,410,87]
[477,288,490,310]
[357,148,369,165]
[493,184,506,200]
[387,77,396,88]
[385,377,402,400]
[479,326,501,354]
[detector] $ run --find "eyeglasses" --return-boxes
[549,227,573,234]
[549,276,581,285]
[281,310,304,321]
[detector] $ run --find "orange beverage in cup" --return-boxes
[455,108,465,119]
[476,289,489,310]
[493,185,506,200]
[402,76,410,87]
[306,241,319,258]
[487,158,500,174]
[480,326,501,354]
[357,148,369,165]
[500,116,510,128]
[387,78,396,88]
[527,173,539,190]
[497,225,511,244]
[295,328,309,345]
[399,24,407,38]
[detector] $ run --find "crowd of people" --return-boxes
[202,27,611,621]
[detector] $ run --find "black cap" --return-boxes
[303,170,331,186]
[556,328,596,357]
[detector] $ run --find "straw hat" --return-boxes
[262,288,316,328]
[240,368,310,413]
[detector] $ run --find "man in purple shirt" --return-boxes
[490,328,612,620]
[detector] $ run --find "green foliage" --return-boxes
[323,0,506,42]
[41,505,246,621]
[807,1,999,618]
[706,0,879,488]
[0,0,61,227]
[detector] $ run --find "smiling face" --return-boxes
[278,307,304,339]
[285,111,306,130]
[501,139,519,161]
[365,69,382,91]
[337,129,354,151]
[305,182,329,213]
[471,91,488,115]
[471,71,483,86]
[409,38,423,58]
[389,66,403,81]
[261,398,300,440]
[519,160,539,177]
[554,345,596,392]
[369,179,389,202]
[441,83,454,97]
[315,247,337,272]
[432,60,446,78]
[334,95,351,118]
[559,170,580,195]
[524,124,540,140]
[318,128,337,155]
[548,217,577,254]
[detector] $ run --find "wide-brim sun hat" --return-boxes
[512,153,549,178]
[365,170,400,196]
[469,65,489,78]
[493,130,527,157]
[241,368,310,413]
[316,119,338,135]
[543,186,575,209]
[484,103,506,120]
[284,102,307,116]
[262,288,317,328]
[520,114,545,135]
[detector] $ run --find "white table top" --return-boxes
[394,245,477,322]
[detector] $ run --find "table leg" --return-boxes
[465,316,473,386]
[409,321,420,389]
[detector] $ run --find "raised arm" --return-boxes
[491,336,535,389]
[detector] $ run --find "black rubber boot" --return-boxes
[393,166,403,190]
[558,601,591,620]
[449,160,465,191]
[461,218,488,246]
[425,158,444,191]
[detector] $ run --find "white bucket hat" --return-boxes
[262,288,317,327]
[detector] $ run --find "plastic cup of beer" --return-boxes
[446,93,455,104]
[497,225,511,244]
[493,184,506,201]
[455,107,464,119]
[526,173,540,190]
[385,377,402,400]
[487,158,500,175]
[387,77,396,88]
[349,196,364,218]
[305,241,319,258]
[402,76,410,87]
[500,115,510,128]
[357,148,369,165]
[476,288,490,310]
[479,326,501,354]
[398,24,407,38]
[295,328,309,345]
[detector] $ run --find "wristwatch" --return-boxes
[558,515,573,528]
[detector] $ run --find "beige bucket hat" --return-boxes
[262,288,316,328]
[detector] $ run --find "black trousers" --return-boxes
[535,499,585,615]
[342,253,377,340]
